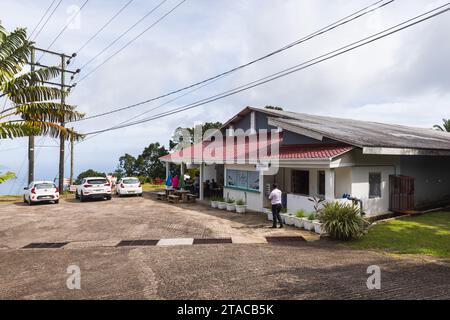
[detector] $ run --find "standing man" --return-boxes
[268,184,283,228]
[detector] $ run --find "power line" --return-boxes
[77,0,187,83]
[79,3,450,137]
[72,0,394,123]
[30,0,64,42]
[28,0,58,40]
[38,0,90,62]
[78,0,169,71]
[75,0,136,55]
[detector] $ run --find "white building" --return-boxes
[161,107,450,216]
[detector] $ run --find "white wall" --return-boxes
[399,156,450,207]
[287,194,315,213]
[223,187,262,211]
[351,166,395,216]
[335,167,352,198]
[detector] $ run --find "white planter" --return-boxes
[235,205,246,214]
[210,201,218,208]
[294,217,304,228]
[218,202,227,210]
[303,219,315,231]
[226,203,236,211]
[313,221,325,235]
[284,214,295,226]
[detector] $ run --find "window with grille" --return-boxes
[292,170,309,195]
[369,172,382,198]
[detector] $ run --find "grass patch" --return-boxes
[0,195,21,201]
[141,184,165,191]
[347,212,450,258]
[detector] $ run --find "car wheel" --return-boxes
[80,192,85,202]
[75,191,79,199]
[28,198,33,206]
[23,196,27,203]
[55,200,59,204]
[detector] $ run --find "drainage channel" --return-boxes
[21,237,306,249]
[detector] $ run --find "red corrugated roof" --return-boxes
[161,134,353,162]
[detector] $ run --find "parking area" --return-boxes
[0,193,449,299]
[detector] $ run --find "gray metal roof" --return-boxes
[244,107,450,151]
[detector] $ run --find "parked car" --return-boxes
[115,177,143,197]
[23,181,59,205]
[75,177,112,202]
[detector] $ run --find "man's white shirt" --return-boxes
[269,188,282,205]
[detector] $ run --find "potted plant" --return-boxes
[294,209,306,228]
[217,197,227,210]
[284,211,295,226]
[303,213,316,231]
[313,219,324,235]
[210,196,219,208]
[235,199,247,213]
[264,208,273,221]
[226,198,236,211]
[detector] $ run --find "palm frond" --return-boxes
[6,85,66,104]
[15,102,85,123]
[0,121,40,138]
[1,120,85,141]
[0,28,31,83]
[1,67,60,94]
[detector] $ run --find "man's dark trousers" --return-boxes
[272,203,283,227]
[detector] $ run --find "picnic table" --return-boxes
[174,189,190,202]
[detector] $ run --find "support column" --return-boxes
[180,162,185,177]
[165,161,170,181]
[325,169,336,201]
[199,163,204,200]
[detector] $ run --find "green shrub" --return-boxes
[281,207,288,214]
[320,202,367,241]
[236,199,245,206]
[226,198,235,204]
[295,209,306,218]
[307,213,316,221]
[217,197,225,202]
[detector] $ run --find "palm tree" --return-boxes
[0,171,15,184]
[433,119,450,132]
[0,24,84,140]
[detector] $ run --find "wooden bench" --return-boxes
[168,195,180,204]
[186,193,197,203]
[156,192,167,201]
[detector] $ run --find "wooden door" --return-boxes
[389,175,415,212]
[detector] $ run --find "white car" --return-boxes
[115,177,143,197]
[75,177,112,202]
[23,181,59,205]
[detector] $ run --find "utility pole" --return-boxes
[59,54,66,193]
[27,47,80,192]
[70,127,74,186]
[27,48,35,185]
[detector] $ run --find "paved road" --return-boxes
[0,195,449,299]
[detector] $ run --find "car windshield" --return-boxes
[87,179,107,185]
[35,183,55,189]
[123,179,140,184]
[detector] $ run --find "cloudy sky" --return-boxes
[1,0,449,194]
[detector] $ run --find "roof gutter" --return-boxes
[363,147,450,156]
